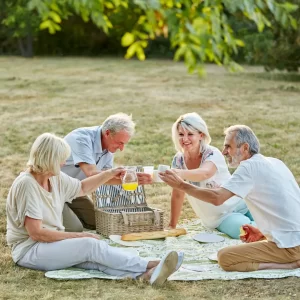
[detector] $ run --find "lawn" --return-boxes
[1,57,300,300]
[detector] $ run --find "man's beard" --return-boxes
[227,149,242,168]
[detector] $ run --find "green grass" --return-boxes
[1,57,300,300]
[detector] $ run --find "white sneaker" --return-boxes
[175,251,184,271]
[150,251,178,286]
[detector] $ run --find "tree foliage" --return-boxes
[1,0,299,73]
[234,0,300,72]
[2,0,41,56]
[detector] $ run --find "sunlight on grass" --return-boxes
[1,57,300,299]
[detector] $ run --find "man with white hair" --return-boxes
[160,125,300,272]
[61,113,151,232]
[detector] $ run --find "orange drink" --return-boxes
[122,182,138,191]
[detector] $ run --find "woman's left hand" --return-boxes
[171,168,182,177]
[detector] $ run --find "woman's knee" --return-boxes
[218,213,252,239]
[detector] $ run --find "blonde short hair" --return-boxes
[172,112,211,153]
[27,133,70,175]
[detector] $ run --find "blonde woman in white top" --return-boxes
[6,133,180,286]
[169,113,254,238]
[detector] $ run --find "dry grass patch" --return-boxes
[1,57,300,299]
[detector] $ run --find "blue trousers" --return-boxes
[216,210,255,239]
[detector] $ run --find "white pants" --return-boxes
[17,237,148,279]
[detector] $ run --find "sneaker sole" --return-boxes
[151,251,178,287]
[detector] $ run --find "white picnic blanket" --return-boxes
[45,219,300,281]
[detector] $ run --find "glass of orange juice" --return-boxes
[122,167,138,191]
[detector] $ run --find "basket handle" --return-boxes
[121,211,161,226]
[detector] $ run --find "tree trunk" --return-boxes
[18,12,34,57]
[18,38,26,56]
[25,33,33,57]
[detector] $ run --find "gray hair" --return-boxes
[172,112,211,154]
[27,133,71,175]
[101,113,135,137]
[224,125,260,155]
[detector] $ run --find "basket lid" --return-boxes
[94,184,147,208]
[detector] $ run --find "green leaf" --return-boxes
[235,39,245,47]
[125,42,138,59]
[266,0,275,13]
[140,41,148,48]
[289,16,298,30]
[185,22,195,34]
[279,3,299,13]
[174,45,187,61]
[281,12,288,28]
[136,46,146,60]
[39,20,51,30]
[105,2,114,9]
[49,11,61,23]
[184,48,196,67]
[50,3,62,14]
[121,32,135,47]
[197,66,206,77]
[187,65,195,74]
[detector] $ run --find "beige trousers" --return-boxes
[218,240,300,272]
[63,195,96,232]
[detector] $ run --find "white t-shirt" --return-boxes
[61,126,113,180]
[172,145,246,228]
[6,171,81,262]
[222,154,300,248]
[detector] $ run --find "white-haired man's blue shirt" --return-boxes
[61,126,113,180]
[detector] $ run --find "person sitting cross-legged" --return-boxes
[160,125,300,272]
[6,133,180,286]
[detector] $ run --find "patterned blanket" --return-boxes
[45,220,300,281]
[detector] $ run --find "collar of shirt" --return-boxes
[94,126,103,154]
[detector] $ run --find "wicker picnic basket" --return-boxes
[92,168,164,237]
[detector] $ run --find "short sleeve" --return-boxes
[171,153,184,169]
[59,172,82,203]
[13,180,43,227]
[68,133,95,166]
[202,148,224,171]
[222,164,254,198]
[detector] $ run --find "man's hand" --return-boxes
[240,224,266,243]
[137,172,152,185]
[158,169,185,189]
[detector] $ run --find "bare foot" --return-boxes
[291,260,300,269]
[138,266,156,281]
[147,260,160,269]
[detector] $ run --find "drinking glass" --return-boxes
[122,167,138,191]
